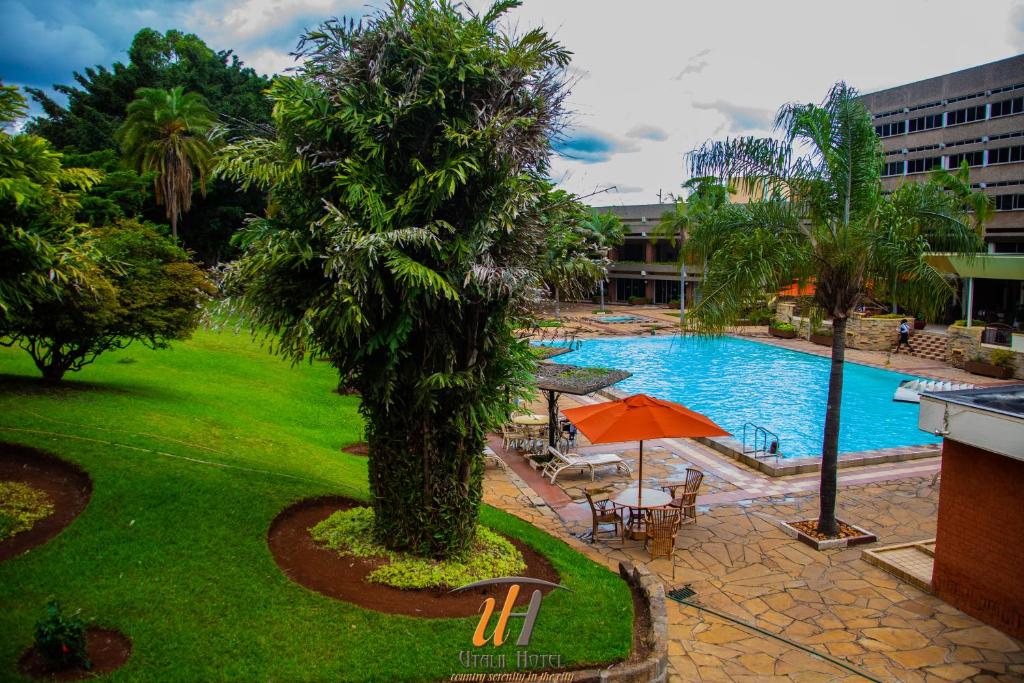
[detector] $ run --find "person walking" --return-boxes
[893,318,915,354]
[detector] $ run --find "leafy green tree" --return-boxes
[117,87,220,239]
[218,0,570,558]
[25,28,272,261]
[583,210,627,310]
[538,188,611,319]
[0,84,101,317]
[653,177,733,316]
[686,83,984,536]
[2,219,213,381]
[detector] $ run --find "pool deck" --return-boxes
[483,429,1024,682]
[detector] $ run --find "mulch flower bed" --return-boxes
[784,518,878,550]
[0,443,92,562]
[18,628,131,681]
[339,442,369,456]
[267,496,560,618]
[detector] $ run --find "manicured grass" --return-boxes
[0,330,632,682]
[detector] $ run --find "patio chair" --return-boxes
[542,446,632,484]
[583,490,623,543]
[661,468,704,525]
[501,424,529,451]
[644,507,681,579]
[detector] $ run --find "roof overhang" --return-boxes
[924,253,1024,281]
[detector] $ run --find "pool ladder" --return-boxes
[742,423,781,459]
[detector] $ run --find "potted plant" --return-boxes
[810,327,833,346]
[769,321,797,339]
[964,350,1016,379]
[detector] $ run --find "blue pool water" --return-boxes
[548,336,939,458]
[595,315,648,323]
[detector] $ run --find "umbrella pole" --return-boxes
[638,440,643,508]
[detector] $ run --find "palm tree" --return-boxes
[583,210,627,310]
[117,86,218,239]
[686,83,985,536]
[653,177,732,317]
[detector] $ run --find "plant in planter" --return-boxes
[34,601,90,671]
[810,327,833,346]
[627,296,649,306]
[964,350,1016,379]
[769,321,797,339]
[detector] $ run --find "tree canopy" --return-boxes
[25,28,272,262]
[219,0,572,558]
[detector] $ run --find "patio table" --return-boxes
[512,414,548,426]
[613,487,672,539]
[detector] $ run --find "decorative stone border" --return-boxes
[571,562,669,683]
[777,518,877,551]
[696,435,939,477]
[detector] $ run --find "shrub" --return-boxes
[813,327,833,337]
[770,321,796,332]
[952,320,967,327]
[1,219,215,381]
[0,481,54,541]
[310,507,526,589]
[628,296,649,305]
[666,299,680,308]
[537,319,562,328]
[990,349,1016,369]
[34,601,90,671]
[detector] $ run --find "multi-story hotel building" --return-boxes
[861,54,1024,325]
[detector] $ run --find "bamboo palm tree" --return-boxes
[117,86,218,238]
[653,177,732,317]
[686,83,985,536]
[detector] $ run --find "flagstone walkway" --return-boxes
[482,442,1024,682]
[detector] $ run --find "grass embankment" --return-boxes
[0,330,632,682]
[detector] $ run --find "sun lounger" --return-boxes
[542,446,632,484]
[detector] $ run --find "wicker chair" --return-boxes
[644,507,681,578]
[661,468,704,525]
[584,490,623,543]
[501,424,529,450]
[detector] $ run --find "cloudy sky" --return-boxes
[2,0,1024,205]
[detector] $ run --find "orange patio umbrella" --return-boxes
[562,394,729,507]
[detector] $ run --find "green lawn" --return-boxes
[0,330,632,682]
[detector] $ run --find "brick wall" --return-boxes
[933,439,1024,641]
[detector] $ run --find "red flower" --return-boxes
[61,644,69,654]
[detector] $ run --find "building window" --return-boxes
[988,145,1024,165]
[875,121,906,138]
[654,280,680,304]
[908,114,943,132]
[990,97,1024,118]
[882,160,905,177]
[994,194,1024,211]
[906,157,941,174]
[654,240,679,263]
[946,105,986,126]
[615,278,646,301]
[946,151,984,168]
[618,241,645,262]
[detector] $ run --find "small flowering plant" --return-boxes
[34,601,90,670]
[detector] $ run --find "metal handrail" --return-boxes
[742,422,781,459]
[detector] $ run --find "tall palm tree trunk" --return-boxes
[817,316,847,536]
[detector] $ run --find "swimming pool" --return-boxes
[592,315,649,324]
[548,336,939,458]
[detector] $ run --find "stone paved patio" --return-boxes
[482,457,1024,682]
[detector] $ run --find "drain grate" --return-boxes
[666,585,697,602]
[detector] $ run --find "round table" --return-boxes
[613,487,673,539]
[613,487,671,508]
[512,414,548,426]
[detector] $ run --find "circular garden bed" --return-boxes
[267,496,559,618]
[18,628,131,681]
[0,443,92,562]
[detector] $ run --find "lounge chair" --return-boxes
[501,424,529,450]
[483,446,510,473]
[660,468,704,525]
[584,490,623,543]
[542,446,632,484]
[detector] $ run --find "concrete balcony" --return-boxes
[608,261,703,277]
